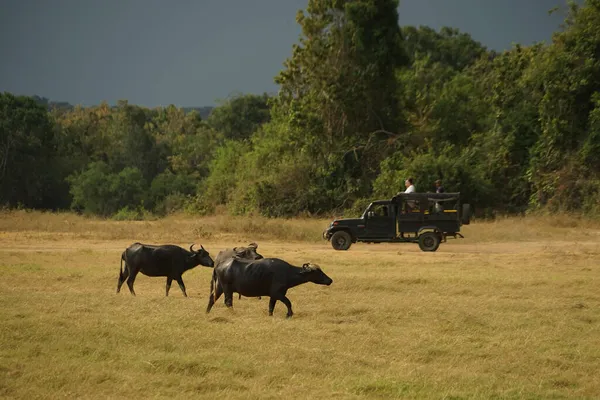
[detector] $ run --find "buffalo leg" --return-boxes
[126,269,139,296]
[165,277,173,296]
[206,284,223,313]
[175,276,188,297]
[222,284,234,308]
[268,297,277,316]
[117,266,130,294]
[276,294,293,318]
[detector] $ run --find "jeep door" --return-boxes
[364,204,395,238]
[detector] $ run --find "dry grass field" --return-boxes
[1,210,600,399]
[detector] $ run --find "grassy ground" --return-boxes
[1,210,599,399]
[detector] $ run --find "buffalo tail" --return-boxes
[119,253,126,280]
[211,270,218,303]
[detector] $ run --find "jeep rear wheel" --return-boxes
[461,203,472,225]
[331,230,352,251]
[418,232,440,252]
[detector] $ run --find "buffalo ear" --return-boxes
[248,242,258,249]
[301,263,311,273]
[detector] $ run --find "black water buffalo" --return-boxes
[117,243,214,296]
[206,258,333,318]
[213,242,265,300]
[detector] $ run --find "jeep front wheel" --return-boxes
[418,232,440,252]
[331,230,352,251]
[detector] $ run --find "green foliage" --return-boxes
[206,93,271,141]
[254,0,408,214]
[0,92,63,209]
[200,139,251,209]
[112,206,146,221]
[580,92,600,168]
[48,99,233,217]
[150,170,195,204]
[401,26,487,71]
[67,162,146,216]
[230,153,327,217]
[67,161,114,216]
[527,0,600,211]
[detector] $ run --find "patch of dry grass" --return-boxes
[1,211,600,399]
[2,209,600,245]
[0,209,329,243]
[462,213,600,244]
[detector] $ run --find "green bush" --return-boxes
[67,162,146,216]
[112,207,144,221]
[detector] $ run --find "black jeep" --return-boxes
[323,192,471,252]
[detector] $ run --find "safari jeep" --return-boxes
[323,192,471,252]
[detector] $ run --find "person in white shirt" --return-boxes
[403,178,417,211]
[404,178,415,193]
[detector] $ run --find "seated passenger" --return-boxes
[434,179,445,212]
[435,179,444,193]
[405,178,417,209]
[404,178,416,193]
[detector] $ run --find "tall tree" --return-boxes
[0,92,61,208]
[270,0,408,209]
[528,0,600,211]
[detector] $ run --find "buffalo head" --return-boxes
[233,242,264,260]
[300,263,333,286]
[189,244,215,268]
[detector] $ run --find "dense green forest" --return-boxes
[1,0,599,219]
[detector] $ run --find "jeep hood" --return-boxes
[331,218,363,226]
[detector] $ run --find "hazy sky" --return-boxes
[0,0,573,107]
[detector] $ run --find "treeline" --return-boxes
[1,0,599,219]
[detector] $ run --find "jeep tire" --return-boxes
[418,232,441,252]
[331,230,352,251]
[461,203,472,225]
